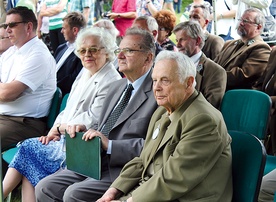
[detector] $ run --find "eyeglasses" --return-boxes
[0,36,9,40]
[77,47,104,56]
[238,18,259,25]
[158,27,167,31]
[0,21,26,29]
[114,48,145,56]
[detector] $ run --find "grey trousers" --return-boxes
[259,168,276,202]
[35,169,112,202]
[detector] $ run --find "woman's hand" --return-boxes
[38,128,60,145]
[66,124,86,138]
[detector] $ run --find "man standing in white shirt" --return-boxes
[0,6,56,151]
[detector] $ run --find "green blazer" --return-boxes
[112,91,233,202]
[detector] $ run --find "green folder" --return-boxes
[65,131,101,180]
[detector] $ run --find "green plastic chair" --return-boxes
[229,130,266,202]
[220,89,271,140]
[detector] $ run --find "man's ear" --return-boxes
[146,52,154,63]
[73,27,79,36]
[186,76,195,89]
[152,30,158,39]
[257,24,262,31]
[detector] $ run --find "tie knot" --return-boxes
[126,84,134,92]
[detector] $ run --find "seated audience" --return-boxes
[35,28,158,201]
[2,26,121,202]
[55,11,86,95]
[0,6,56,150]
[214,8,271,91]
[97,50,233,202]
[189,4,224,60]
[173,21,226,109]
[153,9,177,51]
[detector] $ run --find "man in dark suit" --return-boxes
[35,28,158,201]
[54,12,86,95]
[214,8,271,91]
[173,20,226,109]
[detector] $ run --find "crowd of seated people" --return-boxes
[2,2,276,201]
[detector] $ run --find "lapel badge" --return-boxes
[152,124,160,139]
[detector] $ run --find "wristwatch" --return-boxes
[56,123,62,135]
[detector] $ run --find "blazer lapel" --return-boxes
[55,44,68,62]
[112,69,153,129]
[100,81,127,130]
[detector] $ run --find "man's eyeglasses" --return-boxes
[238,18,259,25]
[0,36,9,40]
[77,47,104,56]
[0,21,26,29]
[114,48,145,56]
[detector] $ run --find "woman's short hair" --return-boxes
[154,10,176,36]
[74,26,117,62]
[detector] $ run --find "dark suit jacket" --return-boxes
[54,43,83,95]
[261,48,276,154]
[202,31,224,60]
[98,69,158,181]
[112,91,232,201]
[214,36,271,90]
[196,53,226,109]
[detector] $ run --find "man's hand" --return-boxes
[82,129,109,151]
[96,187,123,202]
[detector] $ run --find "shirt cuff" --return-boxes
[107,140,112,154]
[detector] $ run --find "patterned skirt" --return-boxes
[9,136,66,187]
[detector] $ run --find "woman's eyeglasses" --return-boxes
[77,47,104,56]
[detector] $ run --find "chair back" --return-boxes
[229,130,266,202]
[221,89,271,140]
[59,93,69,113]
[46,88,62,129]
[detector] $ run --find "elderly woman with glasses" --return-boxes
[2,26,121,202]
[153,10,177,51]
